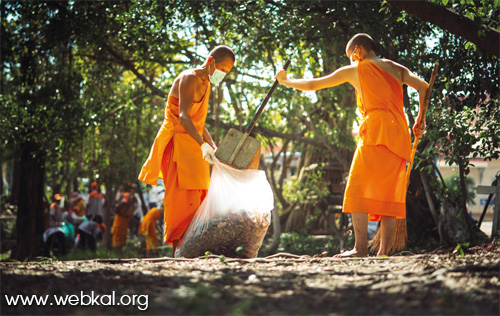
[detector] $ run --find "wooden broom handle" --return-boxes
[246,60,291,134]
[406,63,439,185]
[418,63,439,130]
[227,60,291,165]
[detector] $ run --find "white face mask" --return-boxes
[209,64,227,85]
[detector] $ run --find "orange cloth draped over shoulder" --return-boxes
[138,85,210,244]
[343,60,411,222]
[138,207,163,250]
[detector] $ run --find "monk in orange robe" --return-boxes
[275,33,429,256]
[111,192,133,248]
[139,45,235,256]
[138,206,163,251]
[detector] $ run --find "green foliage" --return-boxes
[453,242,470,257]
[219,254,228,266]
[422,101,500,176]
[235,246,245,256]
[444,175,476,206]
[432,0,500,31]
[280,232,341,256]
[413,12,499,213]
[0,250,12,261]
[33,256,55,263]
[430,0,500,54]
[283,164,329,204]
[2,2,88,156]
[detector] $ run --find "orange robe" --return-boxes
[111,203,133,248]
[343,60,411,221]
[138,85,210,244]
[138,207,163,250]
[111,215,129,248]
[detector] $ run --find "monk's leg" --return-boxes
[377,215,396,256]
[334,212,368,257]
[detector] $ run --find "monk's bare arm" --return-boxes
[178,74,205,146]
[202,127,216,149]
[275,66,354,91]
[400,65,429,137]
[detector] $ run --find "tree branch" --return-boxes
[101,42,168,97]
[145,58,190,66]
[302,113,349,171]
[387,0,500,57]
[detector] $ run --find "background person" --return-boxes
[111,192,135,248]
[49,193,63,228]
[87,181,104,223]
[71,191,86,218]
[138,206,164,255]
[77,217,105,252]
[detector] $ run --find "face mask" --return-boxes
[209,65,227,85]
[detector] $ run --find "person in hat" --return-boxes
[64,206,87,227]
[71,191,86,218]
[87,182,104,223]
[275,33,429,257]
[138,45,235,256]
[49,194,64,228]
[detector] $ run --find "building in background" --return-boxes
[437,157,499,220]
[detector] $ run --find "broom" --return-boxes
[369,63,439,255]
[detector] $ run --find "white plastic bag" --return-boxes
[175,160,274,258]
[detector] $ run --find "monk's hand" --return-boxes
[412,120,425,138]
[201,142,218,164]
[275,69,287,84]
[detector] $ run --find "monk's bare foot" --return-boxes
[333,249,368,258]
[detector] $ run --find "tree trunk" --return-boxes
[387,0,500,57]
[9,146,21,206]
[458,164,468,216]
[268,140,290,209]
[135,181,149,215]
[15,141,46,260]
[0,143,3,197]
[102,184,114,250]
[406,193,441,249]
[262,207,282,256]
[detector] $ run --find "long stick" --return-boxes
[406,63,439,188]
[227,60,291,164]
[246,60,291,134]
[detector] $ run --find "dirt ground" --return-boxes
[1,244,499,316]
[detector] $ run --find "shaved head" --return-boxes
[346,33,378,55]
[208,45,235,64]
